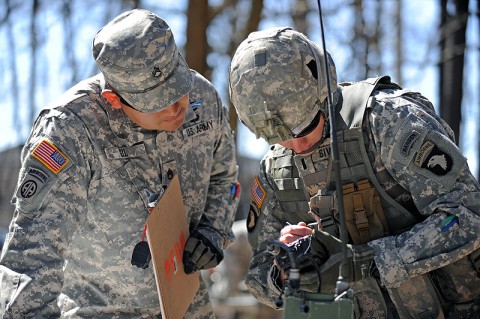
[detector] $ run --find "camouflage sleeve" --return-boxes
[244,154,287,308]
[199,86,239,250]
[367,91,480,289]
[0,110,90,316]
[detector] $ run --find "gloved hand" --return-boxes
[183,228,224,274]
[313,230,376,292]
[270,235,329,292]
[272,235,328,272]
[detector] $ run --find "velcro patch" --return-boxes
[402,130,420,156]
[246,204,260,233]
[182,120,214,138]
[17,167,49,201]
[189,100,203,110]
[27,167,49,183]
[415,141,452,175]
[251,176,266,209]
[32,140,69,174]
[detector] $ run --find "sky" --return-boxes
[0,0,478,174]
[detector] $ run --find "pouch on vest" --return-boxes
[387,274,445,319]
[431,249,480,304]
[342,179,389,245]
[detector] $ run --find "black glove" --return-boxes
[271,235,328,272]
[313,230,376,292]
[270,235,329,292]
[183,228,224,274]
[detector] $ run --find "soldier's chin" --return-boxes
[296,142,321,156]
[297,149,316,157]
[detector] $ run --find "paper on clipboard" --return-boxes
[146,175,200,318]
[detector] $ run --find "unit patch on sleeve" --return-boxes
[246,204,260,233]
[414,140,452,175]
[251,175,266,209]
[32,139,70,174]
[401,130,420,156]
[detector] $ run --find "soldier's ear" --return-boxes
[102,90,122,110]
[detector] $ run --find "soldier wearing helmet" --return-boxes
[229,27,480,318]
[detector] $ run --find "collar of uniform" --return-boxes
[184,103,196,123]
[102,92,157,143]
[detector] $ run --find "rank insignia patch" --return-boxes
[189,100,203,110]
[32,140,70,174]
[251,176,266,208]
[414,141,452,175]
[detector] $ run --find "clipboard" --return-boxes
[146,175,200,318]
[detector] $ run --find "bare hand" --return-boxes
[274,222,313,283]
[278,222,313,245]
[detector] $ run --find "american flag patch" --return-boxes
[32,140,69,174]
[250,176,266,208]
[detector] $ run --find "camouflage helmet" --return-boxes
[229,27,337,144]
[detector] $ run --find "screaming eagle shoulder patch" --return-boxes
[246,204,260,233]
[414,140,452,175]
[32,139,70,174]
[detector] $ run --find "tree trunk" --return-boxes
[439,0,469,144]
[186,0,210,79]
[5,0,21,144]
[229,0,263,133]
[28,0,39,127]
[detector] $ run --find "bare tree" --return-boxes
[2,0,22,144]
[394,0,403,84]
[186,0,209,78]
[292,0,308,35]
[351,0,367,79]
[28,0,39,127]
[62,0,78,88]
[439,0,469,144]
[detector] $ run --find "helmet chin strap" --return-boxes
[295,119,330,155]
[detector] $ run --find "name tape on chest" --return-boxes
[182,120,214,138]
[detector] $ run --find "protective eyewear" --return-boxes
[292,110,322,139]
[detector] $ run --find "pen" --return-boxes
[285,222,318,228]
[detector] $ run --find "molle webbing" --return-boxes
[270,148,310,217]
[338,77,421,235]
[269,76,423,240]
[302,76,421,241]
[337,126,420,236]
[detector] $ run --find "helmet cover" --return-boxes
[229,27,337,144]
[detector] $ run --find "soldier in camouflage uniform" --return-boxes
[0,9,239,318]
[228,27,480,318]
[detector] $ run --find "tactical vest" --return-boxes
[270,76,424,244]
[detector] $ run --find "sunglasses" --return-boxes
[291,110,322,139]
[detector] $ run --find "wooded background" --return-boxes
[0,0,479,229]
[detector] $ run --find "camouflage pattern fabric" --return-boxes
[243,85,480,318]
[0,71,239,318]
[92,9,193,113]
[229,27,337,144]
